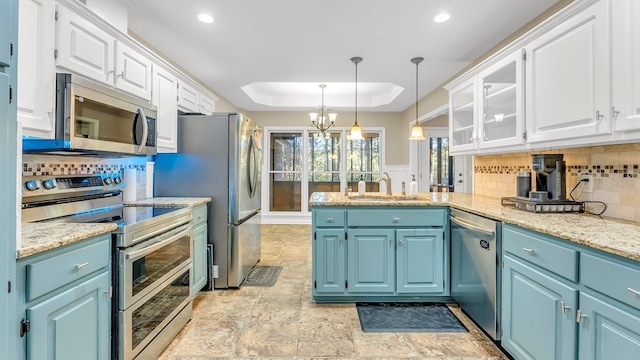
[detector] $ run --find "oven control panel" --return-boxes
[22,173,125,198]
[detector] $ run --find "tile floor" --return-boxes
[159,225,510,360]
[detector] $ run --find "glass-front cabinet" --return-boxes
[449,81,476,152]
[448,51,524,155]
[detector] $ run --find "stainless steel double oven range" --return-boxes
[22,173,194,359]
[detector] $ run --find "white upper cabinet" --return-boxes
[55,4,115,86]
[177,80,199,113]
[478,52,524,149]
[524,0,611,144]
[115,41,152,101]
[152,65,178,152]
[611,0,640,133]
[199,93,216,115]
[448,51,524,154]
[177,79,217,114]
[449,80,476,153]
[18,0,56,138]
[55,4,152,101]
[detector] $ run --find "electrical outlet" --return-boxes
[580,174,593,193]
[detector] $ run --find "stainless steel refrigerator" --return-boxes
[154,113,262,288]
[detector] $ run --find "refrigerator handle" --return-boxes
[251,135,259,198]
[247,135,255,198]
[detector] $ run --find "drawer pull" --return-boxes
[326,217,334,223]
[522,248,535,255]
[197,215,205,220]
[627,288,640,297]
[392,217,400,223]
[560,301,570,315]
[75,262,89,270]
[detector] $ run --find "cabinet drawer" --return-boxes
[347,209,444,227]
[26,235,110,302]
[503,225,578,282]
[192,204,208,226]
[582,253,640,310]
[314,210,345,227]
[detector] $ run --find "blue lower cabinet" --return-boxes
[313,229,347,294]
[347,228,395,294]
[502,255,578,360]
[579,293,640,360]
[191,222,207,296]
[26,272,110,360]
[396,229,444,294]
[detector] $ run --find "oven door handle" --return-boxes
[450,216,495,237]
[125,224,192,260]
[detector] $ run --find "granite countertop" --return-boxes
[124,197,212,207]
[19,223,117,259]
[19,197,211,259]
[310,192,640,262]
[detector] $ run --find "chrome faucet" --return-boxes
[376,172,392,196]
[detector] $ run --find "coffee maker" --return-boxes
[501,153,584,213]
[530,154,566,201]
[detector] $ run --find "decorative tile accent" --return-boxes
[474,164,639,178]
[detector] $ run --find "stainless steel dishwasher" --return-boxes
[450,208,502,341]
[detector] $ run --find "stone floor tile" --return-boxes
[234,321,298,357]
[251,295,302,321]
[296,322,356,357]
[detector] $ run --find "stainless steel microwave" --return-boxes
[23,73,157,156]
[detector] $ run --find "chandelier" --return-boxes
[309,84,336,135]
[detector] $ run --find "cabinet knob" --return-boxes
[627,287,640,297]
[560,301,570,315]
[522,248,535,255]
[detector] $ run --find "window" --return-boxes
[429,136,453,192]
[269,132,302,212]
[346,132,380,192]
[266,128,383,216]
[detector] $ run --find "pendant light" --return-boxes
[350,56,363,140]
[409,57,425,140]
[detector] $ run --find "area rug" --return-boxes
[356,302,468,333]
[242,265,282,287]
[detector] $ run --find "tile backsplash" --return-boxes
[474,143,640,222]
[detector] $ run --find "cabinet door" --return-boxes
[191,222,207,296]
[525,0,611,144]
[449,80,477,153]
[347,229,395,294]
[579,293,640,360]
[152,66,178,152]
[477,51,525,149]
[55,5,115,85]
[611,0,640,132]
[26,271,110,360]
[313,229,347,294]
[502,255,578,360]
[114,41,152,100]
[0,71,12,360]
[396,229,444,294]
[199,93,216,115]
[0,0,10,67]
[177,80,199,113]
[18,0,56,138]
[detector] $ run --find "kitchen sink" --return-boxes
[347,194,429,202]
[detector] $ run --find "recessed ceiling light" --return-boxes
[433,13,451,23]
[198,13,214,24]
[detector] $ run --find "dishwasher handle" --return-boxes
[450,216,495,237]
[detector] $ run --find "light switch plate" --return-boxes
[580,174,593,193]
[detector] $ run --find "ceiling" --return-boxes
[124,0,560,112]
